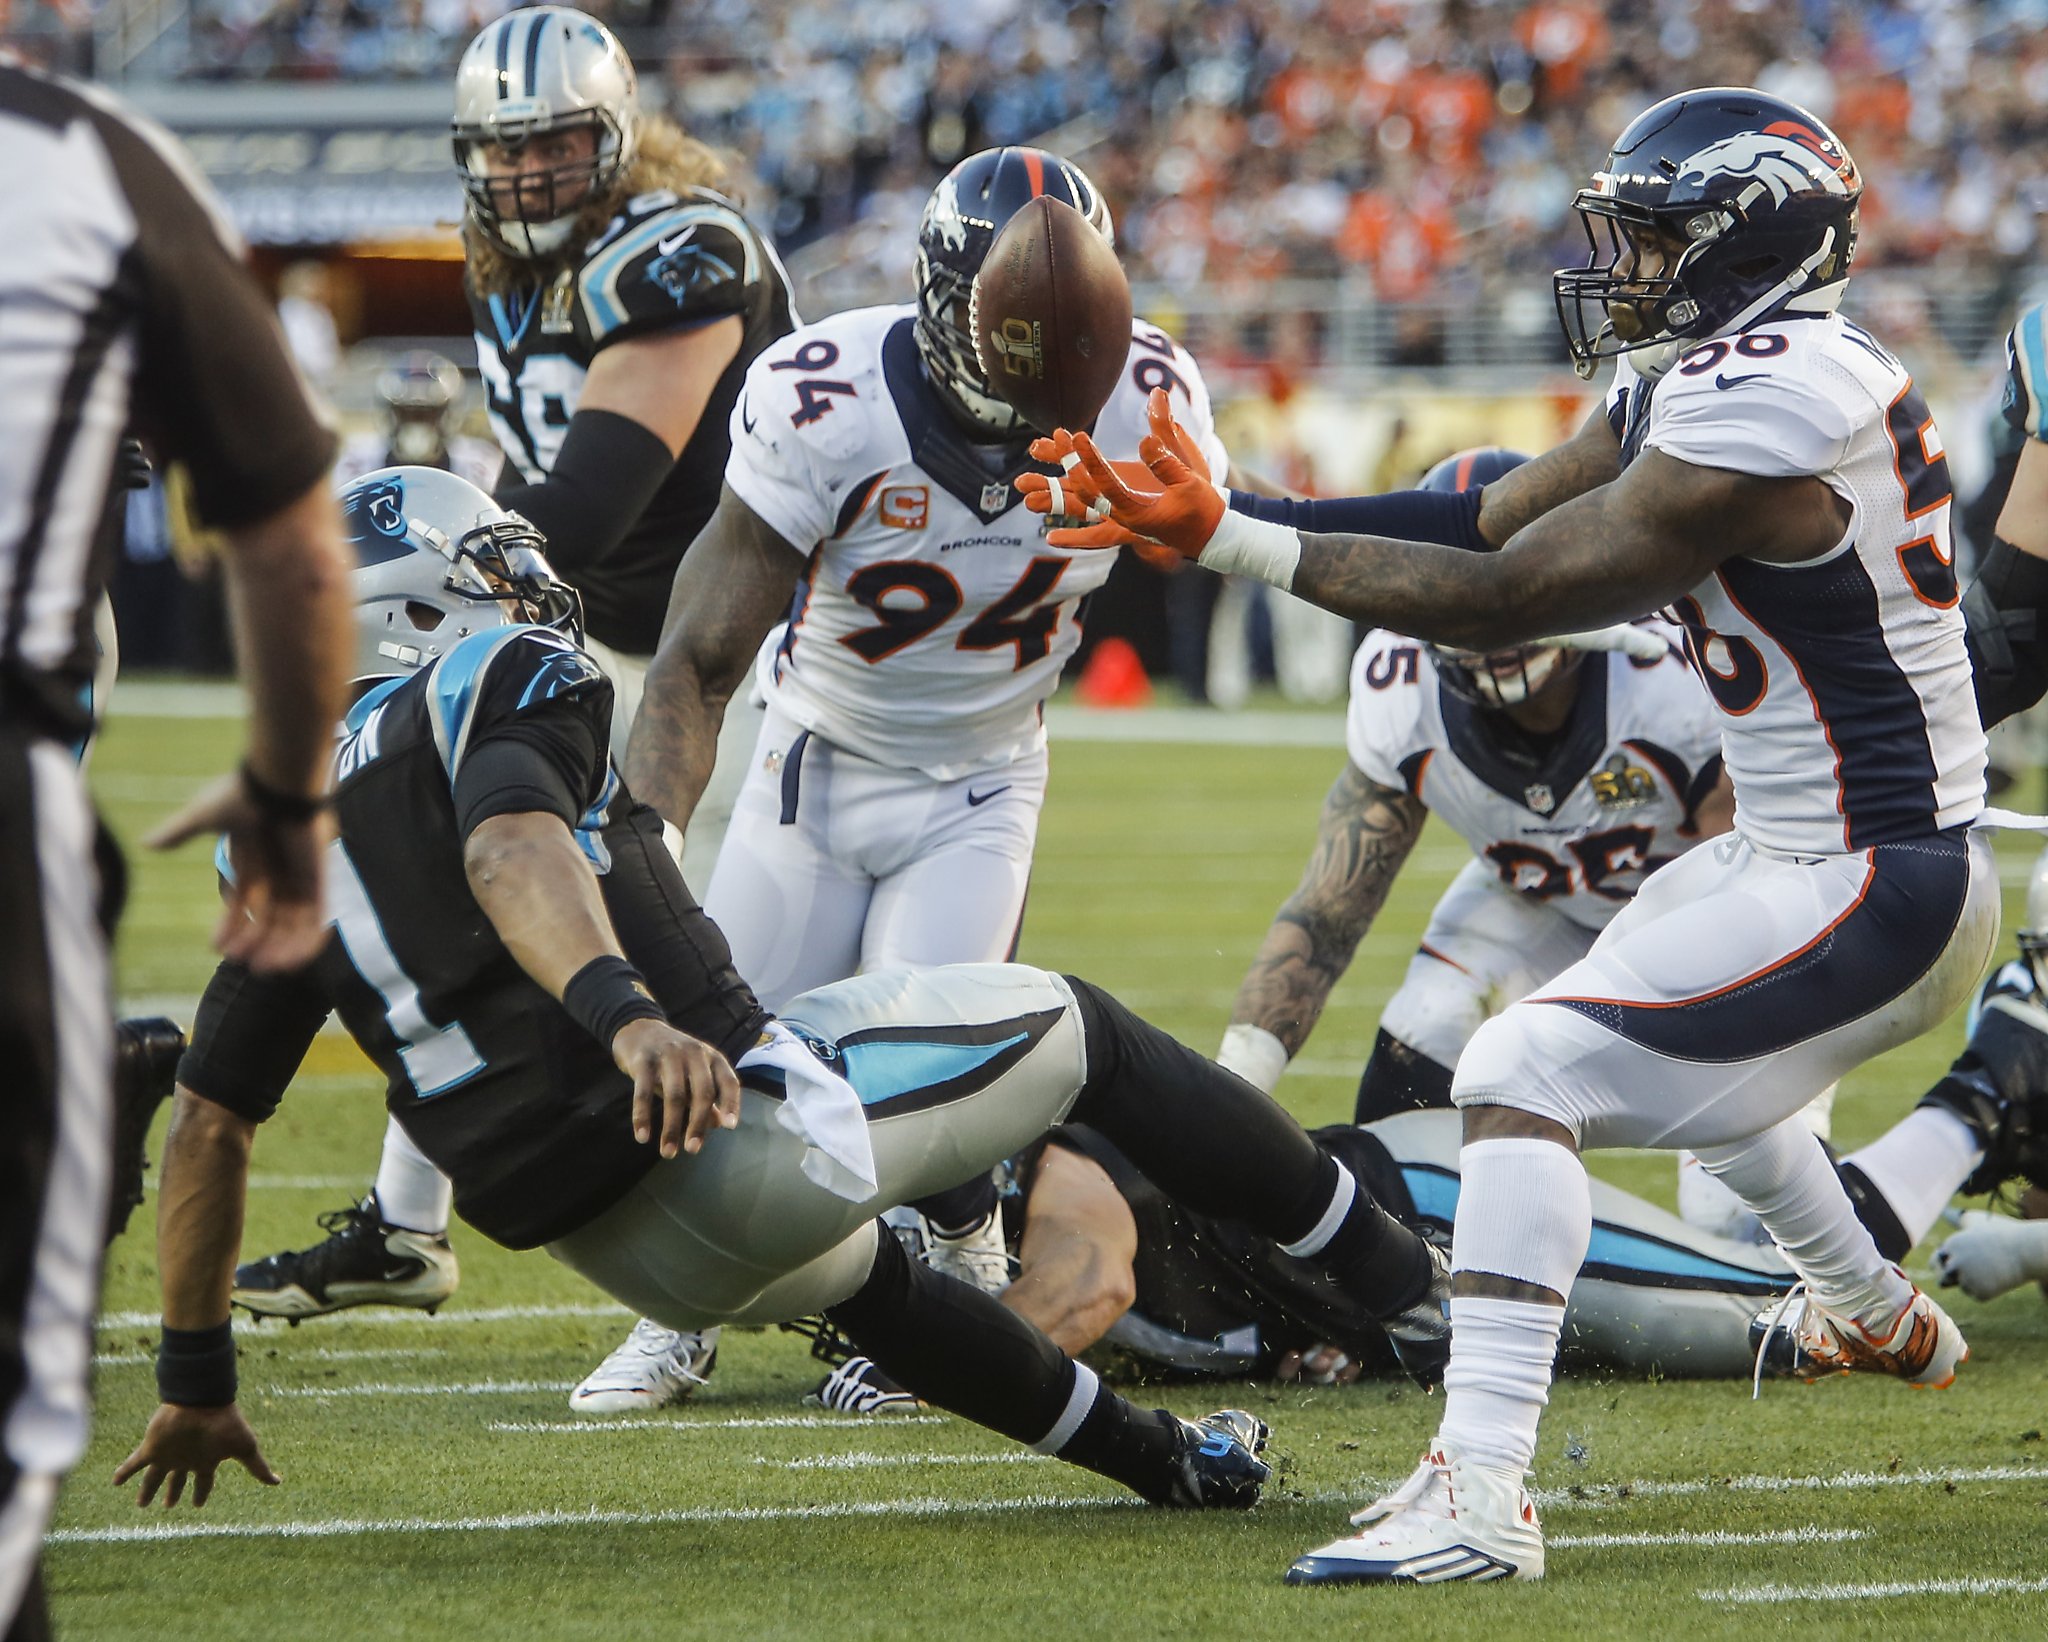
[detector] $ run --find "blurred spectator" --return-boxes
[85,0,2048,364]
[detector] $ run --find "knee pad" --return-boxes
[1448,1009,1589,1140]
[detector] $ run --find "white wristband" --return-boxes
[1216,1023,1289,1096]
[1196,504,1302,587]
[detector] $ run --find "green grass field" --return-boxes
[52,702,2048,1640]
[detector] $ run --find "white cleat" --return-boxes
[1934,1210,2048,1301]
[924,1210,1013,1295]
[1285,1447,1544,1585]
[568,1318,719,1414]
[1749,1280,1967,1388]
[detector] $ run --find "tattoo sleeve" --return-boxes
[1228,762,1426,1057]
[1474,404,1620,545]
[621,481,805,828]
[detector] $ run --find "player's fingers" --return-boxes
[134,1464,165,1508]
[192,1465,215,1508]
[238,1440,282,1487]
[1028,431,1077,466]
[164,1468,186,1509]
[1072,433,1144,512]
[1046,520,1140,551]
[112,1447,147,1487]
[712,1053,742,1131]
[143,773,239,851]
[630,1065,657,1146]
[657,1055,688,1159]
[1136,432,1195,489]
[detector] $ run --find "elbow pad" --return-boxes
[495,409,675,576]
[1963,535,2048,729]
[1229,485,1489,552]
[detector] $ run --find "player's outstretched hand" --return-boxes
[114,1402,280,1508]
[1019,390,1224,557]
[1274,1343,1363,1386]
[615,1018,741,1159]
[147,769,332,974]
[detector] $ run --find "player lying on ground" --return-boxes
[115,468,1455,1513]
[1022,87,1992,1586]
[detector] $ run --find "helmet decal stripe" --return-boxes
[522,9,546,103]
[495,14,513,98]
[1022,148,1045,198]
[1454,451,1476,491]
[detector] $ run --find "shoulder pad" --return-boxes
[1647,336,1855,479]
[426,627,609,778]
[2003,304,2048,442]
[738,310,901,469]
[1345,632,1433,789]
[578,197,765,345]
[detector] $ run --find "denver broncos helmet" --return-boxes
[342,467,581,683]
[1554,87,1861,381]
[914,147,1114,438]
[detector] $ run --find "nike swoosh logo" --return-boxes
[1714,372,1768,390]
[965,785,1011,807]
[740,396,756,434]
[656,227,697,256]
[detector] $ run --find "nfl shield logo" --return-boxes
[1524,783,1555,814]
[981,481,1011,513]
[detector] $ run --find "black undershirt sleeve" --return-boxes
[177,958,332,1125]
[494,409,675,582]
[1963,534,2048,729]
[451,697,608,840]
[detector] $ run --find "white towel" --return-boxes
[738,1021,878,1203]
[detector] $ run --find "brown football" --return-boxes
[970,194,1133,435]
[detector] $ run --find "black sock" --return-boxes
[1063,976,1432,1316]
[1836,1160,1915,1263]
[908,1172,998,1239]
[825,1222,1189,1499]
[1354,1029,1455,1124]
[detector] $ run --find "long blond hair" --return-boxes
[465,114,742,297]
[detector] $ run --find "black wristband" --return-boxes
[240,760,330,823]
[157,1319,238,1407]
[562,955,667,1048]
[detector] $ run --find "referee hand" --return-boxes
[613,1018,742,1159]
[147,770,332,973]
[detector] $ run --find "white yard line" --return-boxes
[96,1345,447,1368]
[97,1301,630,1331]
[491,1415,947,1434]
[761,1451,1048,1470]
[271,1379,573,1397]
[1531,1461,2048,1510]
[1701,1574,2048,1604]
[1550,1526,1866,1550]
[49,1493,1130,1546]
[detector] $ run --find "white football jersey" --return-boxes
[1606,314,1985,856]
[1346,625,1721,931]
[727,303,1227,779]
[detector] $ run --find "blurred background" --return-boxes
[6,0,2043,717]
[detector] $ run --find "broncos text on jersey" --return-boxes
[725,303,1228,780]
[1605,314,1985,855]
[467,186,797,652]
[1347,623,1721,931]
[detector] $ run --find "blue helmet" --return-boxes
[1415,447,1577,709]
[913,146,1113,438]
[1554,87,1861,381]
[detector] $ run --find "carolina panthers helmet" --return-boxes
[341,466,581,683]
[1414,447,1578,709]
[375,352,465,466]
[914,147,1114,438]
[452,6,640,259]
[1554,87,1861,381]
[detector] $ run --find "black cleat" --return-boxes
[233,1194,458,1320]
[1917,968,2048,1194]
[105,1017,185,1247]
[1156,1408,1271,1509]
[1380,1239,1452,1389]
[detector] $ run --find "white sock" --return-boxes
[1439,1297,1566,1475]
[1696,1117,1912,1326]
[1437,1137,1590,1476]
[373,1116,453,1234]
[1842,1106,1985,1249]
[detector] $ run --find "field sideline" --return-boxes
[55,700,2048,1640]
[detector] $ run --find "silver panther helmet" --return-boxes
[453,6,640,259]
[340,466,580,683]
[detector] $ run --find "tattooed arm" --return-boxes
[621,482,806,828]
[1228,761,1428,1058]
[1474,404,1621,545]
[1288,450,1851,648]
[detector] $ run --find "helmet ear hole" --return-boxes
[404,601,447,632]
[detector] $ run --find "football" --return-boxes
[970,194,1133,434]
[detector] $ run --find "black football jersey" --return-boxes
[468,188,797,653]
[181,624,767,1248]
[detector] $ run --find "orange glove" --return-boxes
[1017,389,1226,559]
